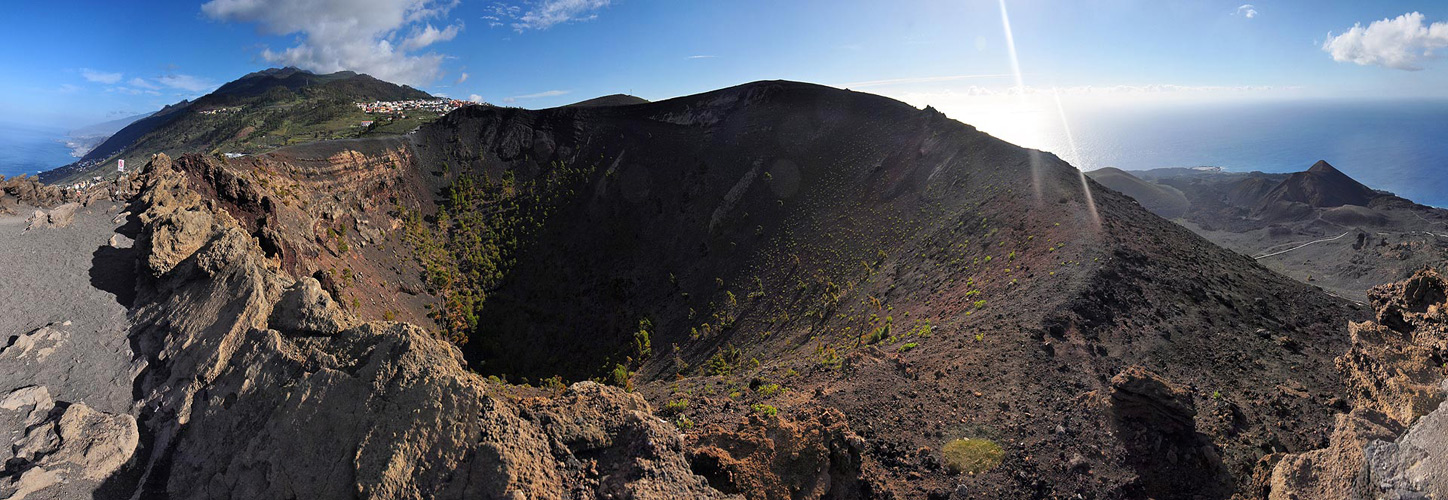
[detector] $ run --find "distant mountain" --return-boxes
[59,111,157,159]
[1256,160,1380,213]
[562,94,650,107]
[70,100,193,165]
[200,67,431,105]
[68,112,153,139]
[40,68,433,184]
[1086,163,1446,299]
[1086,167,1190,218]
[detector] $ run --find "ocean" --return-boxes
[0,123,76,179]
[972,99,1448,208]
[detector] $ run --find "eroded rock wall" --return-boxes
[1265,269,1448,499]
[122,154,733,499]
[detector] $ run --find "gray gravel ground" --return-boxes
[0,203,137,414]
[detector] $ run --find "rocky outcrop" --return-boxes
[685,409,869,499]
[1108,366,1231,498]
[0,176,66,213]
[0,385,139,500]
[1266,269,1448,499]
[1267,408,1403,499]
[119,154,732,498]
[267,277,359,335]
[1364,384,1448,498]
[1,173,140,216]
[23,202,80,230]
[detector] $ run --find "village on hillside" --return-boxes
[355,98,472,117]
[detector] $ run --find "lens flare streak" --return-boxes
[996,0,1042,204]
[1052,88,1102,228]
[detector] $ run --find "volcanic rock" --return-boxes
[0,385,139,500]
[1267,269,1448,499]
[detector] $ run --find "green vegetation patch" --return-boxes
[401,162,595,344]
[942,438,1004,475]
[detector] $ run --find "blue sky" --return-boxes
[2,0,1446,131]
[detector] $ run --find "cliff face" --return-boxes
[1265,269,1448,499]
[117,154,735,498]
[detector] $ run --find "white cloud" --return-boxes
[108,86,161,96]
[1235,4,1257,19]
[686,55,716,60]
[488,0,610,32]
[456,72,469,84]
[1323,12,1448,70]
[502,89,569,103]
[201,0,462,86]
[401,23,463,51]
[129,77,161,90]
[81,69,123,84]
[468,94,485,102]
[839,74,1015,89]
[157,74,217,93]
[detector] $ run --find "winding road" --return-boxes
[1254,231,1351,260]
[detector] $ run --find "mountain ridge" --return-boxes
[169,78,1364,496]
[39,68,434,185]
[1086,163,1448,299]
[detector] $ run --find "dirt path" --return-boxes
[0,204,138,414]
[1253,231,1351,260]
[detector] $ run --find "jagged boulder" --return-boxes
[267,276,358,336]
[0,175,65,209]
[1108,366,1230,498]
[134,153,234,277]
[1268,409,1403,499]
[1364,385,1448,498]
[23,202,80,230]
[0,386,139,499]
[1110,366,1198,435]
[685,408,869,499]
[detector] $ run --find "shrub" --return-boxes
[608,363,634,392]
[664,399,689,413]
[751,403,778,417]
[633,318,653,361]
[674,415,695,430]
[816,344,841,368]
[706,343,742,376]
[942,438,1003,475]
